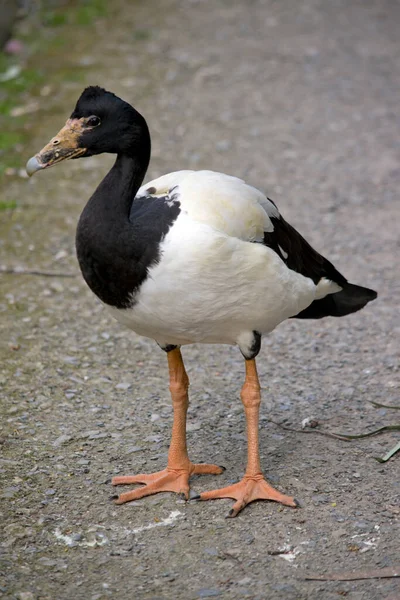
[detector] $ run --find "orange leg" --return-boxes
[112,348,224,504]
[198,358,298,517]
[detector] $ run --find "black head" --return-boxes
[70,86,149,156]
[26,86,150,175]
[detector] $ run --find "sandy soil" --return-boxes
[1,1,399,599]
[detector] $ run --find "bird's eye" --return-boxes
[87,116,101,127]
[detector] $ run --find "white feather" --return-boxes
[139,170,275,240]
[108,170,327,353]
[108,215,316,350]
[315,277,342,299]
[137,170,194,197]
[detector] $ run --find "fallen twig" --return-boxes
[269,420,352,441]
[0,266,77,277]
[270,421,400,441]
[370,401,400,410]
[374,440,400,463]
[304,565,400,581]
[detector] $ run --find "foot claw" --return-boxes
[189,491,201,501]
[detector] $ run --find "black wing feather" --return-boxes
[263,199,377,318]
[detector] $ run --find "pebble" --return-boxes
[312,494,329,504]
[116,382,132,390]
[353,521,371,531]
[54,250,68,260]
[187,422,201,432]
[89,432,109,440]
[204,547,219,556]
[144,435,162,443]
[127,446,144,453]
[53,434,73,448]
[37,557,59,567]
[50,281,64,293]
[197,590,221,598]
[2,486,20,498]
[17,593,35,600]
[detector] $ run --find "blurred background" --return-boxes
[0,2,399,599]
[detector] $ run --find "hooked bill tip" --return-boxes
[26,156,44,177]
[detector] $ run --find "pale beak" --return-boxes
[26,118,87,177]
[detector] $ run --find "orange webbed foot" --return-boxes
[197,474,299,517]
[112,463,224,505]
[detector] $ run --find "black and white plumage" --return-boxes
[26,86,376,355]
[89,165,375,359]
[26,86,377,515]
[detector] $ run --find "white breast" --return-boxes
[108,211,316,348]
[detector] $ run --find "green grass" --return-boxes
[0,68,45,96]
[42,11,69,27]
[0,200,18,211]
[74,0,107,25]
[0,98,15,116]
[42,0,107,27]
[0,0,109,184]
[0,132,24,149]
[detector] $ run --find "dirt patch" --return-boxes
[1,1,399,599]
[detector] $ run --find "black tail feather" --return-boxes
[293,283,377,319]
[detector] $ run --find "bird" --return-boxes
[26,86,377,517]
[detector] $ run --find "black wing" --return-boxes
[263,199,377,318]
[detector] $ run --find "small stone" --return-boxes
[144,435,162,443]
[312,494,329,504]
[187,422,201,432]
[53,434,72,448]
[198,590,221,598]
[116,382,131,390]
[50,281,64,293]
[204,547,219,556]
[81,430,99,439]
[127,446,143,453]
[2,486,20,498]
[353,521,370,531]
[18,592,35,600]
[37,557,58,567]
[54,249,68,260]
[89,432,109,440]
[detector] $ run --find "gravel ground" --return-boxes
[1,1,399,599]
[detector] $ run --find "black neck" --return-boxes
[87,125,151,220]
[75,121,183,310]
